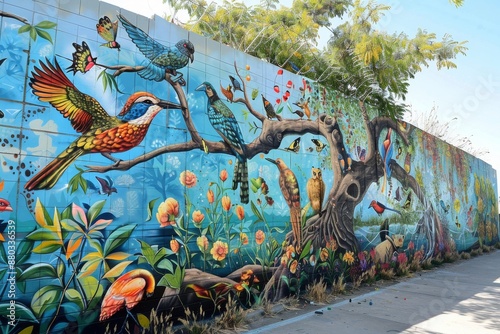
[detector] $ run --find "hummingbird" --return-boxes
[368,200,402,216]
[118,14,194,82]
[266,158,302,249]
[24,59,182,191]
[307,167,325,216]
[196,82,249,204]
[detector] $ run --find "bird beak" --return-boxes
[189,53,194,63]
[195,83,206,92]
[265,157,277,165]
[157,100,182,110]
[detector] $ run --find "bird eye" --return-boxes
[144,99,153,104]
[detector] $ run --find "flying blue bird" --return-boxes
[196,82,249,204]
[118,14,194,82]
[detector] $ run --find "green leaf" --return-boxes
[0,242,7,264]
[103,224,137,255]
[138,240,155,264]
[156,258,173,272]
[18,24,32,34]
[26,228,56,241]
[29,27,37,41]
[64,289,84,310]
[78,276,103,306]
[0,302,38,323]
[56,256,66,277]
[137,313,150,328]
[35,28,53,44]
[250,201,264,224]
[19,263,58,281]
[299,239,313,261]
[146,198,159,221]
[31,285,62,317]
[16,239,34,265]
[35,21,57,29]
[88,200,106,225]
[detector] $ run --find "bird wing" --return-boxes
[30,59,117,133]
[281,170,300,209]
[209,100,246,159]
[118,14,167,61]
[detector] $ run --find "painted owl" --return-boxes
[307,167,326,215]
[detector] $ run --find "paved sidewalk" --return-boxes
[245,250,500,334]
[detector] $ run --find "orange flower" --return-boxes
[255,230,265,245]
[235,205,245,220]
[326,237,338,252]
[240,233,249,245]
[285,245,295,259]
[219,169,228,182]
[196,236,209,252]
[342,251,355,265]
[233,283,245,292]
[170,239,180,254]
[207,189,214,204]
[156,198,179,227]
[179,170,197,188]
[210,240,229,261]
[289,259,298,274]
[192,210,205,226]
[320,248,328,262]
[222,196,231,211]
[280,255,289,266]
[240,269,254,281]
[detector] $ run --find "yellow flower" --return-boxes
[235,205,245,220]
[210,240,229,261]
[197,236,209,252]
[285,245,295,259]
[255,230,265,245]
[289,260,298,274]
[240,232,249,245]
[179,170,197,188]
[156,198,179,227]
[342,251,355,265]
[320,248,328,262]
[207,189,214,204]
[220,169,228,182]
[222,196,231,211]
[170,239,180,254]
[192,210,205,226]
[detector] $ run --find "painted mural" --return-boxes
[0,0,498,333]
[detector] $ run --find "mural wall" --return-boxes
[0,0,498,333]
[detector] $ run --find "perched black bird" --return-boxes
[293,109,304,118]
[229,75,243,92]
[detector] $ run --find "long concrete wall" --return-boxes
[0,0,498,332]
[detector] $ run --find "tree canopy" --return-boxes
[163,0,467,119]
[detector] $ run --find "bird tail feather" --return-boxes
[290,206,302,248]
[138,63,165,82]
[25,149,84,191]
[233,160,249,204]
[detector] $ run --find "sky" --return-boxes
[102,0,500,198]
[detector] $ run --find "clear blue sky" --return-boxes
[104,0,500,199]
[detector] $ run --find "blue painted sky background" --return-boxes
[103,0,500,205]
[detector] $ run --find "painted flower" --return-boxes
[309,254,316,266]
[397,252,408,265]
[342,251,355,265]
[197,235,209,252]
[210,240,229,261]
[235,205,245,220]
[255,230,265,245]
[240,232,249,245]
[408,241,415,250]
[170,239,180,254]
[156,198,179,227]
[192,210,205,226]
[220,169,228,182]
[326,237,338,252]
[222,196,231,211]
[281,255,289,266]
[179,170,197,188]
[207,189,215,204]
[285,245,296,259]
[289,259,298,274]
[320,248,328,262]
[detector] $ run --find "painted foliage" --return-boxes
[0,0,498,333]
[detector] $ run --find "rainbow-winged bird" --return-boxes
[196,82,249,204]
[266,158,302,249]
[24,59,182,191]
[118,14,194,83]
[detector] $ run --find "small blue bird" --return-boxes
[196,82,249,203]
[118,15,195,82]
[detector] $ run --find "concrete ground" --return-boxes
[244,250,500,334]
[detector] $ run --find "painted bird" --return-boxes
[293,97,311,120]
[292,109,304,118]
[24,59,182,191]
[404,152,412,174]
[118,14,194,82]
[229,75,243,92]
[0,199,12,212]
[262,94,278,119]
[439,199,450,213]
[369,200,402,216]
[307,167,325,216]
[220,83,233,102]
[99,269,155,321]
[266,158,302,249]
[379,128,393,193]
[95,176,117,196]
[196,82,249,204]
